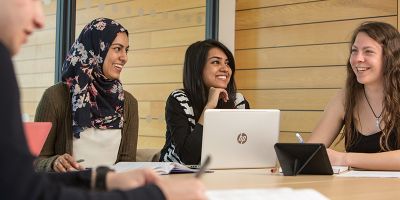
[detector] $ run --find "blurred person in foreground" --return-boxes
[0,1,206,200]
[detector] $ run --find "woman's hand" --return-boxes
[106,169,206,199]
[205,87,229,109]
[106,168,160,191]
[327,148,348,166]
[198,87,229,125]
[52,153,85,172]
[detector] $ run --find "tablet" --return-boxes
[274,143,333,176]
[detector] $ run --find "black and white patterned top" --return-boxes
[159,89,250,165]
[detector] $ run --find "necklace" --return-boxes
[363,88,383,130]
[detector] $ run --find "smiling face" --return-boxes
[102,32,129,80]
[202,47,232,89]
[350,32,384,86]
[0,0,45,55]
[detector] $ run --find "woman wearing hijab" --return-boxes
[34,18,138,172]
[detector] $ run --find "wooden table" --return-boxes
[168,169,400,199]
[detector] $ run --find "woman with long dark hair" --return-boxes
[160,39,250,165]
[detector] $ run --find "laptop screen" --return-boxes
[201,109,280,169]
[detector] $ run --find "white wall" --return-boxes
[218,0,235,54]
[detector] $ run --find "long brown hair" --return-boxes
[341,22,400,151]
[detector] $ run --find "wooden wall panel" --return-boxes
[20,88,46,103]
[124,83,182,101]
[281,111,322,133]
[14,58,55,75]
[17,73,54,88]
[235,0,397,149]
[14,44,55,61]
[138,102,165,119]
[115,8,205,34]
[44,0,205,30]
[236,66,346,89]
[236,0,396,30]
[21,102,39,119]
[236,0,318,10]
[139,119,165,137]
[132,26,204,50]
[236,43,349,69]
[236,16,397,49]
[241,89,339,110]
[127,46,187,67]
[137,136,166,149]
[121,65,182,84]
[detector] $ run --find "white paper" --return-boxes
[207,188,329,200]
[113,162,195,174]
[337,170,400,178]
[332,166,349,174]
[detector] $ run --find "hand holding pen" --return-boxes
[195,155,211,178]
[151,156,210,200]
[53,153,85,172]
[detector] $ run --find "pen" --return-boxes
[194,155,211,178]
[76,159,85,163]
[295,132,304,143]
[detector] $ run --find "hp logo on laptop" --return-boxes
[237,133,247,144]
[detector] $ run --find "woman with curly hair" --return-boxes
[308,21,400,170]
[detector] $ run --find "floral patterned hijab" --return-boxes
[62,18,128,138]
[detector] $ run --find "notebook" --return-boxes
[201,109,280,169]
[113,162,197,175]
[23,122,52,156]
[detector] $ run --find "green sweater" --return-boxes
[33,82,138,172]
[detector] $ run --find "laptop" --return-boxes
[23,122,52,156]
[201,109,280,169]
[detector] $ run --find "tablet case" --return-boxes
[274,143,333,176]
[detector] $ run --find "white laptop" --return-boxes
[201,109,280,169]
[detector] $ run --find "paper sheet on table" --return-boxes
[337,170,400,178]
[332,166,349,174]
[206,188,329,200]
[113,162,197,175]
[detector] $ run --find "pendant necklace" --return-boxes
[363,88,383,130]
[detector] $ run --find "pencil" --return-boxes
[194,155,211,178]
